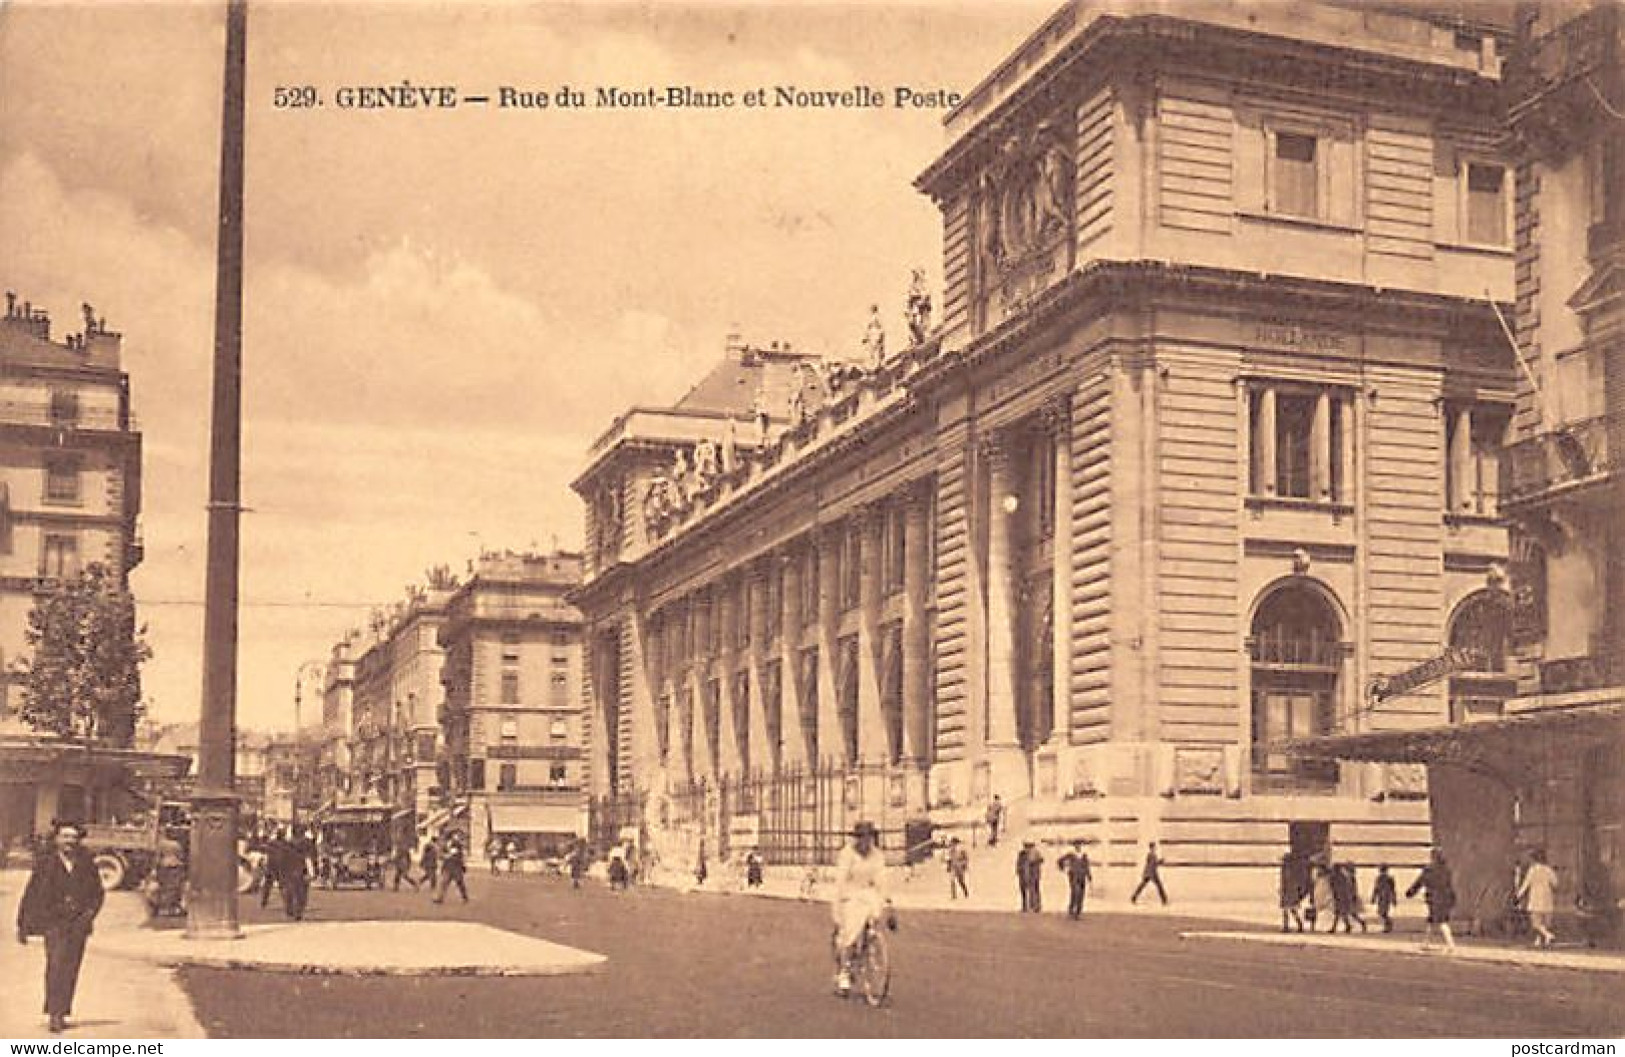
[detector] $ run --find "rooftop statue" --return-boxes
[906,268,933,346]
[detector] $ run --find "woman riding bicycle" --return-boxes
[831,819,892,997]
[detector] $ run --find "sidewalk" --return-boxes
[1180,928,1625,974]
[681,863,1325,928]
[0,868,205,1040]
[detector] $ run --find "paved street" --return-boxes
[176,873,1623,1038]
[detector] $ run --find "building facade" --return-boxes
[438,551,587,857]
[1310,2,1625,936]
[346,583,452,834]
[0,293,144,842]
[575,1,1522,896]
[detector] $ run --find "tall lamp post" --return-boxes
[292,661,326,826]
[187,0,247,940]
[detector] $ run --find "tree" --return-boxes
[19,562,151,745]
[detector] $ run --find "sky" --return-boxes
[0,0,1052,733]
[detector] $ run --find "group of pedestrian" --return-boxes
[1278,852,1369,933]
[252,826,314,920]
[379,834,467,902]
[485,837,522,875]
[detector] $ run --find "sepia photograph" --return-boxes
[0,0,1622,1041]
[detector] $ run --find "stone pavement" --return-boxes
[97,919,606,977]
[1181,928,1625,974]
[0,869,205,1040]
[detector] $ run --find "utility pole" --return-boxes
[188,0,247,940]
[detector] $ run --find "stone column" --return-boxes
[780,550,807,768]
[1451,405,1474,512]
[717,579,742,778]
[1337,395,1355,504]
[1046,400,1073,747]
[817,524,844,766]
[747,561,774,773]
[983,436,1023,794]
[901,485,931,768]
[1311,390,1332,501]
[1255,386,1277,496]
[857,505,888,764]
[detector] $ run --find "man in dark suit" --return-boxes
[16,821,105,1034]
[1057,841,1093,920]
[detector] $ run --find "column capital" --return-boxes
[1038,395,1073,438]
[898,477,933,512]
[977,430,1011,466]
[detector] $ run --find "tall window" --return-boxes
[1030,431,1057,540]
[1271,131,1319,219]
[43,455,80,504]
[501,632,521,663]
[732,670,750,770]
[48,390,79,428]
[1249,385,1349,503]
[500,670,520,704]
[763,660,783,769]
[1465,163,1508,246]
[40,533,77,579]
[1276,394,1315,499]
[1249,584,1342,787]
[497,763,517,791]
[882,505,906,595]
[801,548,820,626]
[837,634,860,764]
[799,647,819,760]
[549,670,569,707]
[468,758,486,791]
[840,523,862,611]
[764,562,783,639]
[736,578,751,649]
[1446,405,1508,516]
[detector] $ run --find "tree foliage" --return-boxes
[19,563,151,745]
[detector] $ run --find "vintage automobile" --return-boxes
[316,806,392,890]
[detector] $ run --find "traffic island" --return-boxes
[96,919,608,977]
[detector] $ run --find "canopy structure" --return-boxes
[1291,700,1625,788]
[487,803,583,835]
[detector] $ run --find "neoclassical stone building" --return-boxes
[574,1,1521,894]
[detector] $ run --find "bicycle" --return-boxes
[833,911,894,1007]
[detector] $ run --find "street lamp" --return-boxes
[292,660,325,827]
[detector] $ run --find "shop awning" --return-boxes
[488,803,583,835]
[1291,699,1625,765]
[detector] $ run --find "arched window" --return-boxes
[1250,582,1343,788]
[1447,589,1514,723]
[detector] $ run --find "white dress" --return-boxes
[1520,862,1558,916]
[831,845,889,949]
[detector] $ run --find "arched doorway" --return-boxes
[1447,589,1514,723]
[1249,581,1344,790]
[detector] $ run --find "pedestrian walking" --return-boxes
[1517,848,1559,947]
[486,837,501,876]
[1406,848,1457,951]
[569,838,588,890]
[608,844,629,890]
[985,795,1005,847]
[745,850,764,889]
[391,844,419,891]
[15,821,105,1034]
[1279,852,1308,932]
[1308,856,1334,931]
[1330,862,1367,933]
[1130,842,1169,905]
[259,831,285,909]
[435,838,469,903]
[1057,841,1093,920]
[947,837,970,900]
[504,839,520,874]
[1372,864,1398,933]
[420,840,440,893]
[282,828,313,920]
[1016,841,1044,912]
